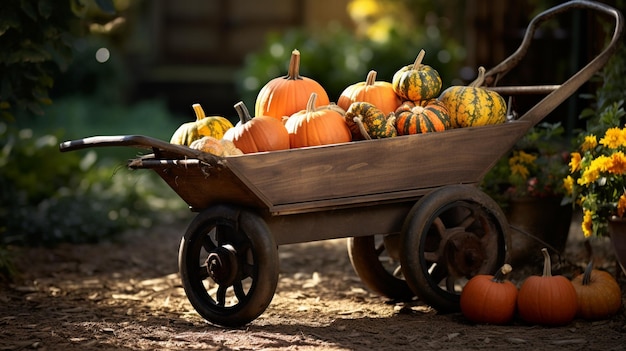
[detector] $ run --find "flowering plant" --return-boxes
[481,122,569,206]
[564,124,626,237]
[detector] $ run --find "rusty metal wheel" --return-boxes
[178,205,278,327]
[347,234,414,300]
[400,185,509,313]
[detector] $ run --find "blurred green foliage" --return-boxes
[236,23,465,111]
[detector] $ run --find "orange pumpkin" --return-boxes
[571,261,622,320]
[460,264,518,325]
[284,93,351,148]
[337,70,401,116]
[255,49,330,120]
[222,101,290,154]
[517,248,578,326]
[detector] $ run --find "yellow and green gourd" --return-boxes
[344,102,397,140]
[170,103,234,146]
[392,49,442,102]
[438,66,507,128]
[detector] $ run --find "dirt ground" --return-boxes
[1,215,626,351]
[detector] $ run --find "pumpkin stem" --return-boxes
[365,70,377,86]
[541,248,552,277]
[582,260,594,286]
[285,49,302,80]
[233,101,253,124]
[412,49,425,70]
[353,116,372,140]
[192,103,206,121]
[306,93,318,113]
[469,66,486,88]
[492,264,513,283]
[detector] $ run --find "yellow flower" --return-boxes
[618,193,626,218]
[582,209,594,237]
[569,152,581,173]
[607,151,626,175]
[600,127,626,149]
[516,150,537,164]
[563,175,574,195]
[581,135,597,151]
[578,157,604,185]
[510,164,530,179]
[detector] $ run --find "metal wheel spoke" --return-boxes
[445,276,456,292]
[430,263,448,285]
[458,209,478,230]
[198,264,210,281]
[233,280,247,301]
[374,241,385,257]
[424,251,439,263]
[216,285,228,306]
[432,217,447,237]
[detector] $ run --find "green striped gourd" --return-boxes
[344,102,397,140]
[392,49,442,101]
[395,99,451,135]
[438,67,507,128]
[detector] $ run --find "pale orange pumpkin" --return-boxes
[571,261,622,320]
[255,49,330,120]
[337,70,401,116]
[222,101,290,154]
[284,93,351,148]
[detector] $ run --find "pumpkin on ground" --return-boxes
[255,49,330,120]
[170,103,234,146]
[394,99,451,135]
[392,49,442,102]
[438,66,507,128]
[189,136,243,156]
[344,102,397,140]
[460,264,518,325]
[222,101,290,154]
[337,70,401,116]
[284,93,352,148]
[517,248,578,326]
[571,261,622,320]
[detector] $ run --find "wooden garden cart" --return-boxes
[60,0,622,327]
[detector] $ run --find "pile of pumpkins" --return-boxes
[460,248,623,326]
[170,48,508,156]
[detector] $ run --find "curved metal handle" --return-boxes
[484,0,623,127]
[59,135,221,165]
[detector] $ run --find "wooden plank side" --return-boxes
[226,121,531,210]
[144,160,267,210]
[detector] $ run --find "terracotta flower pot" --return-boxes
[608,217,626,276]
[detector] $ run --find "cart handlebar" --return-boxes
[484,0,623,128]
[59,134,221,164]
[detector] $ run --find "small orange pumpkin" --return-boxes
[337,70,401,116]
[460,264,518,325]
[571,261,622,320]
[222,101,290,154]
[255,49,330,120]
[517,248,578,326]
[284,93,352,148]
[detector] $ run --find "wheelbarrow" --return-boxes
[60,0,623,327]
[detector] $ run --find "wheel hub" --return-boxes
[206,244,239,286]
[444,228,486,278]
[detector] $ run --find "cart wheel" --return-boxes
[347,234,414,300]
[400,185,509,313]
[178,205,279,327]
